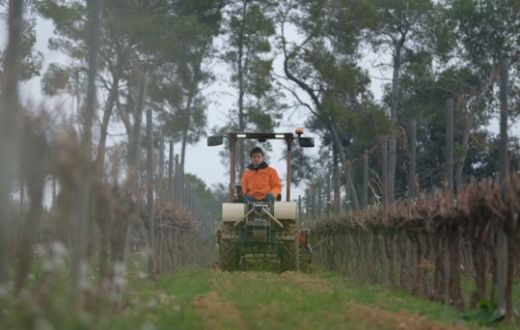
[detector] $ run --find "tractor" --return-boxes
[207,129,314,272]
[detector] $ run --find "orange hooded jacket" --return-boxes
[241,162,282,201]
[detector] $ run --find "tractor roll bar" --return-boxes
[207,131,314,202]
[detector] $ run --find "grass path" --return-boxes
[107,269,476,330]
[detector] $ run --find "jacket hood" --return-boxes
[247,161,268,171]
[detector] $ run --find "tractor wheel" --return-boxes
[280,239,298,272]
[219,239,239,271]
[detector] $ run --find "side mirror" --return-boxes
[207,135,224,146]
[298,137,314,148]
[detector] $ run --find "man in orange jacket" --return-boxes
[241,147,282,203]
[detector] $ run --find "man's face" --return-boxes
[250,152,264,165]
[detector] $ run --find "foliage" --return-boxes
[278,0,389,188]
[41,62,71,95]
[450,0,520,65]
[290,147,316,186]
[184,173,227,221]
[148,0,223,168]
[365,0,434,57]
[38,0,223,173]
[220,0,284,173]
[462,298,505,326]
[464,133,520,178]
[0,8,43,81]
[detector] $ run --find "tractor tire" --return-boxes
[219,239,239,271]
[280,239,298,272]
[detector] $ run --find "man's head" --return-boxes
[249,147,264,166]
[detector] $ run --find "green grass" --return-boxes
[97,267,211,330]
[331,276,463,320]
[2,266,519,329]
[117,269,472,329]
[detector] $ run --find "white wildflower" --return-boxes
[147,298,158,309]
[79,262,92,291]
[0,282,13,299]
[42,241,69,272]
[35,318,55,330]
[158,292,168,303]
[34,244,47,257]
[113,261,127,290]
[51,241,67,259]
[141,321,156,330]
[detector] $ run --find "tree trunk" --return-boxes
[384,233,395,287]
[505,227,515,320]
[52,174,57,206]
[446,98,454,192]
[310,185,316,218]
[180,74,197,171]
[387,42,404,203]
[409,119,416,197]
[305,188,310,220]
[498,58,509,180]
[0,0,24,284]
[448,225,464,309]
[159,135,164,180]
[397,234,408,290]
[382,138,388,206]
[72,0,101,307]
[127,68,148,180]
[432,230,445,301]
[332,147,341,213]
[116,67,148,276]
[15,122,47,294]
[346,160,359,210]
[236,0,249,177]
[174,154,180,201]
[362,150,368,208]
[455,96,472,190]
[470,226,487,308]
[168,140,174,195]
[414,233,429,296]
[146,107,155,275]
[20,174,24,212]
[496,57,509,316]
[326,173,331,216]
[95,65,121,171]
[158,134,164,201]
[317,181,322,218]
[180,122,189,172]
